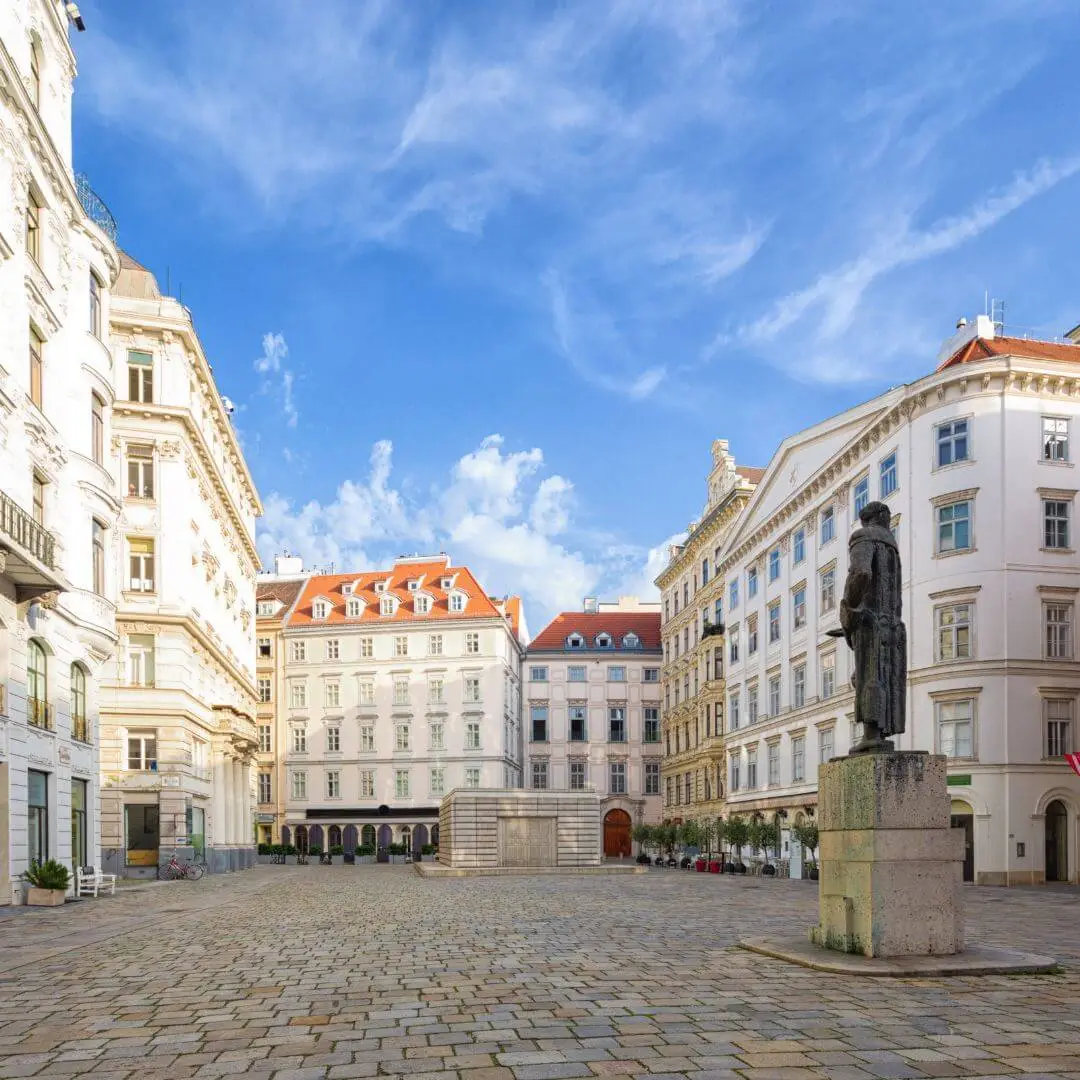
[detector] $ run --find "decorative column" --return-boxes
[232,758,245,867]
[212,752,228,874]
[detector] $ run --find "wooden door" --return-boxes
[604,809,632,857]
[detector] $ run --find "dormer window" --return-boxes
[374,581,387,594]
[380,595,395,616]
[407,580,419,592]
[342,583,353,596]
[567,633,585,649]
[256,601,275,617]
[415,595,431,614]
[312,600,330,620]
[623,632,641,649]
[595,632,613,649]
[441,577,453,590]
[346,597,362,618]
[449,592,466,614]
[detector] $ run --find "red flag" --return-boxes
[1066,752,1080,777]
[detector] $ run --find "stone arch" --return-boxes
[343,825,358,853]
[294,825,308,853]
[328,825,342,849]
[413,824,428,853]
[309,825,324,849]
[361,824,376,848]
[1034,787,1079,818]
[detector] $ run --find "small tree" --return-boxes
[725,815,749,867]
[714,817,728,862]
[631,824,653,859]
[794,823,819,866]
[699,817,715,859]
[659,823,678,857]
[678,819,702,853]
[759,820,781,865]
[746,818,764,861]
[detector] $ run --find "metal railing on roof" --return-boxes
[75,173,118,242]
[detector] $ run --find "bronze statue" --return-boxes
[827,501,906,753]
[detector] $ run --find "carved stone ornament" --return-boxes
[158,439,182,460]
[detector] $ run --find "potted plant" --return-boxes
[25,859,70,906]
[725,815,749,873]
[420,844,435,861]
[257,843,274,864]
[329,844,344,866]
[713,818,728,872]
[759,820,780,875]
[631,823,653,864]
[283,844,298,865]
[308,844,323,864]
[794,823,820,880]
[356,844,375,865]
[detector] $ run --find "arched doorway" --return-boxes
[309,825,324,851]
[413,824,428,853]
[603,809,632,857]
[950,799,975,883]
[377,824,392,861]
[294,826,308,854]
[328,825,342,850]
[431,824,440,848]
[343,825,358,854]
[1046,800,1068,882]
[361,824,376,849]
[400,825,412,853]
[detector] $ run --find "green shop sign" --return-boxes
[946,774,972,787]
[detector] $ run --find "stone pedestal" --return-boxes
[811,751,964,958]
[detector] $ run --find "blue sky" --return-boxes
[73,0,1080,627]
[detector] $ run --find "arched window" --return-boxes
[70,663,88,742]
[27,639,48,728]
[328,825,342,849]
[400,825,412,850]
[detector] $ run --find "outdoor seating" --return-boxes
[76,866,117,898]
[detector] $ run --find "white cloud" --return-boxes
[530,476,574,536]
[253,331,299,427]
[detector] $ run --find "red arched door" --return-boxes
[604,809,632,857]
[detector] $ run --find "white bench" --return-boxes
[76,866,117,898]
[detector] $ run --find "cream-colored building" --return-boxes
[717,318,1080,885]
[525,598,663,856]
[655,442,761,825]
[98,254,263,877]
[0,2,122,901]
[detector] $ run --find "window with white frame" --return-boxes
[428,634,443,656]
[127,537,156,592]
[821,653,836,699]
[359,680,374,706]
[853,475,870,516]
[793,527,806,565]
[768,742,780,786]
[127,731,157,770]
[1046,602,1073,659]
[258,725,271,753]
[360,769,374,797]
[360,724,375,752]
[531,761,549,790]
[748,565,759,598]
[257,600,275,617]
[768,674,781,716]
[395,723,410,751]
[768,601,781,643]
[936,699,974,758]
[414,595,431,614]
[258,773,272,803]
[326,725,340,752]
[258,637,272,658]
[608,707,626,742]
[465,721,481,750]
[747,684,758,725]
[379,595,395,616]
[530,705,548,742]
[727,578,739,612]
[768,548,781,581]
[792,735,805,781]
[729,753,741,792]
[430,721,445,751]
[1044,499,1071,549]
[793,586,807,630]
[935,603,972,662]
[1046,698,1073,757]
[936,419,970,467]
[360,637,373,658]
[465,767,481,789]
[596,632,613,649]
[729,625,739,663]
[568,665,587,682]
[312,599,329,620]
[609,762,627,794]
[746,748,758,788]
[291,771,307,800]
[127,349,153,403]
[820,506,835,544]
[449,592,465,613]
[393,677,409,706]
[569,760,587,791]
[291,725,307,753]
[325,681,340,708]
[747,615,758,655]
[290,640,306,662]
[465,632,480,654]
[818,726,834,763]
[608,665,627,682]
[1043,416,1069,462]
[729,690,740,730]
[850,718,863,747]
[325,639,339,660]
[394,635,408,657]
[937,499,973,553]
[684,772,692,804]
[569,705,587,742]
[347,597,362,618]
[820,567,836,612]
[428,677,445,705]
[395,769,410,798]
[464,676,481,703]
[290,682,307,709]
[430,768,445,797]
[326,770,340,798]
[530,665,548,682]
[644,760,660,795]
[126,444,154,499]
[880,452,897,498]
[623,632,640,648]
[644,706,659,743]
[792,662,806,708]
[127,633,155,687]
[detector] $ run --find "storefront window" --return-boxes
[28,770,49,866]
[71,778,88,870]
[125,804,159,866]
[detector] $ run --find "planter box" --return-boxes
[356,855,375,864]
[694,860,706,872]
[331,856,343,866]
[708,861,722,874]
[285,856,298,865]
[257,855,273,864]
[27,887,66,907]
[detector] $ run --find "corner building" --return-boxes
[525,598,662,855]
[278,555,525,856]
[1,2,121,900]
[716,318,1080,884]
[655,443,761,825]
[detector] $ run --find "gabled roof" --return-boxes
[287,559,506,627]
[528,612,662,653]
[256,578,306,623]
[937,334,1080,370]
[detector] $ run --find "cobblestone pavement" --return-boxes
[0,867,1078,1080]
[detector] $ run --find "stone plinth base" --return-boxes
[439,789,601,869]
[812,751,964,958]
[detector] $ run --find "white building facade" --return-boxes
[525,599,663,857]
[717,318,1080,885]
[0,2,122,901]
[98,255,263,877]
[278,556,525,856]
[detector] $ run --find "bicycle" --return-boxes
[159,851,205,881]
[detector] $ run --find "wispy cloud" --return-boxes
[253,331,299,427]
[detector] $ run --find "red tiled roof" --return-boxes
[739,466,766,485]
[256,578,306,622]
[938,334,1080,371]
[500,595,523,640]
[528,612,661,653]
[287,560,504,627]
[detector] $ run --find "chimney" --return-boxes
[583,597,598,614]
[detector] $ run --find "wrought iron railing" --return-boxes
[72,714,90,743]
[28,697,54,730]
[75,173,118,243]
[0,491,55,568]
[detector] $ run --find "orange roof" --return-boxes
[739,466,767,485]
[287,560,506,627]
[529,612,661,653]
[499,595,523,640]
[938,334,1080,371]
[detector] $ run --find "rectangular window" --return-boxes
[729,579,739,609]
[324,682,340,708]
[643,707,660,743]
[428,634,443,656]
[568,665,587,682]
[569,705,587,742]
[768,602,781,643]
[820,506,835,544]
[291,725,306,753]
[853,475,870,516]
[821,653,836,699]
[792,662,806,708]
[465,767,481,789]
[935,603,972,662]
[729,626,739,664]
[748,566,758,598]
[531,705,548,742]
[643,667,660,683]
[1046,699,1073,757]
[570,761,586,791]
[258,725,271,753]
[360,637,373,659]
[326,771,340,799]
[291,772,307,800]
[730,754,741,792]
[29,326,43,410]
[702,556,710,584]
[430,721,445,751]
[768,675,781,716]
[746,749,758,789]
[465,721,481,750]
[126,633,155,686]
[31,472,45,526]
[126,445,154,499]
[684,772,692,804]
[608,665,627,682]
[768,549,781,581]
[820,567,836,612]
[258,773,272,803]
[768,742,780,786]
[1046,603,1074,659]
[428,677,445,705]
[395,770,410,798]
[290,682,307,709]
[290,640,306,662]
[936,419,970,467]
[609,762,627,795]
[792,735,805,782]
[325,639,339,660]
[464,676,481,703]
[937,699,974,759]
[880,452,897,498]
[127,732,157,771]
[394,635,408,658]
[395,723,410,751]
[128,537,155,592]
[465,632,480,654]
[644,760,660,795]
[26,190,41,263]
[747,684,758,725]
[608,707,626,743]
[258,677,271,703]
[793,527,805,565]
[361,725,375,752]
[258,637,271,658]
[127,350,153,404]
[729,690,740,730]
[430,768,445,797]
[326,726,340,752]
[358,680,374,707]
[747,615,758,655]
[92,518,106,595]
[1043,416,1069,462]
[393,677,409,706]
[89,273,102,339]
[360,770,374,798]
[1044,499,1070,549]
[531,761,549,790]
[792,586,806,630]
[818,726,834,764]
[530,666,548,682]
[91,393,104,465]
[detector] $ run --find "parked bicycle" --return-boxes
[159,851,205,881]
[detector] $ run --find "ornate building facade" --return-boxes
[656,442,762,826]
[0,1,121,901]
[98,253,263,877]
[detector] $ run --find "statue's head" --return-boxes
[860,501,891,529]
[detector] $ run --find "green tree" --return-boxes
[759,820,781,863]
[714,817,728,861]
[631,824,654,858]
[678,820,702,852]
[725,815,749,866]
[794,823,819,865]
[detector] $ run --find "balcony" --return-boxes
[75,174,118,243]
[0,490,64,599]
[28,698,54,731]
[72,715,90,743]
